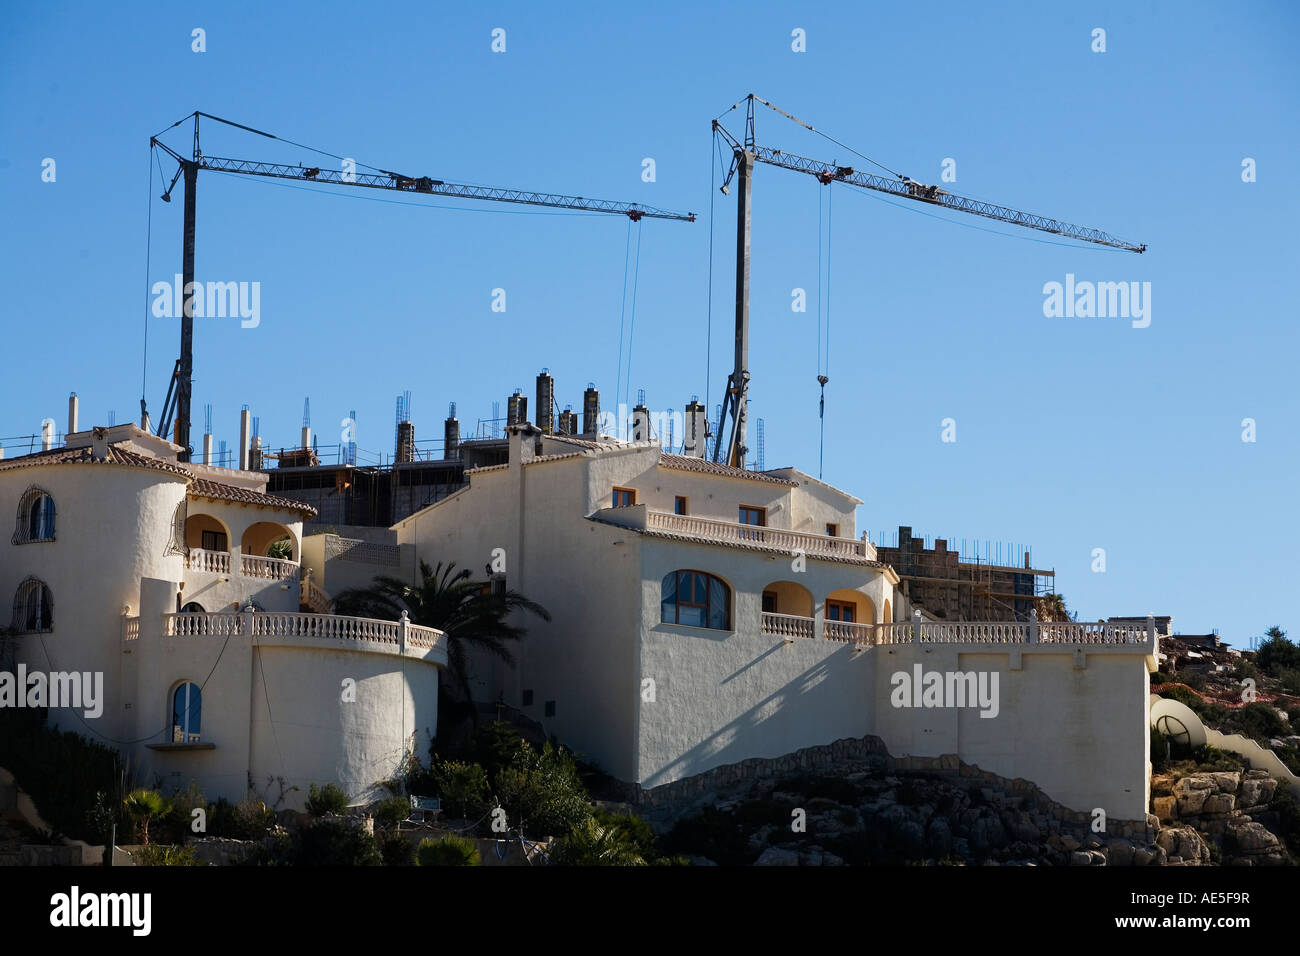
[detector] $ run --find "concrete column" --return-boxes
[1029,608,1039,644]
[912,609,924,645]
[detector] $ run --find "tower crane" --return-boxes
[710,94,1147,469]
[148,111,696,462]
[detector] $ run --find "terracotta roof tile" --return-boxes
[187,477,317,518]
[658,453,797,485]
[0,443,316,518]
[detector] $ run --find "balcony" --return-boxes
[597,507,879,563]
[183,547,298,582]
[159,610,447,664]
[756,614,1154,647]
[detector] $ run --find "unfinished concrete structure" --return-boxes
[874,526,1055,623]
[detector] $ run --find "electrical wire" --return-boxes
[142,146,155,407]
[623,224,643,419]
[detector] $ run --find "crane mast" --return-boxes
[710,94,1147,469]
[148,111,696,462]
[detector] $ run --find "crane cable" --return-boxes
[614,218,632,434]
[623,224,643,428]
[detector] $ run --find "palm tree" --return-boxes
[123,789,170,845]
[333,560,550,719]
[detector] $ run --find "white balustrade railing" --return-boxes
[184,548,231,574]
[301,579,333,613]
[875,622,915,645]
[760,611,815,640]
[918,622,1029,644]
[823,619,876,644]
[646,511,877,561]
[160,610,447,653]
[1038,621,1148,644]
[241,554,300,581]
[122,616,140,641]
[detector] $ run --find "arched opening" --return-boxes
[171,681,202,743]
[11,578,53,632]
[760,580,815,638]
[241,521,296,560]
[180,601,206,614]
[185,513,231,553]
[824,589,876,640]
[14,487,56,544]
[661,570,731,630]
[883,598,893,624]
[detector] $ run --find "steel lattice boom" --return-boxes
[199,155,696,222]
[708,94,1147,469]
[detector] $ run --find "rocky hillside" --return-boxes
[649,746,1296,866]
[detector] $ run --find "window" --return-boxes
[544,700,556,718]
[674,496,688,516]
[612,487,636,508]
[522,689,534,707]
[180,601,205,613]
[171,682,202,743]
[762,591,778,613]
[200,529,228,552]
[661,570,731,630]
[738,505,766,526]
[826,600,856,623]
[11,578,53,633]
[13,487,56,544]
[826,523,839,537]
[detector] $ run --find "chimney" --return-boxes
[41,420,54,451]
[582,384,600,437]
[68,393,79,435]
[239,407,251,470]
[632,403,651,442]
[444,402,460,460]
[558,407,577,435]
[92,426,109,460]
[203,432,213,465]
[683,399,708,458]
[536,369,555,435]
[396,420,415,463]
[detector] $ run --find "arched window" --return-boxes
[661,570,730,630]
[11,578,53,632]
[180,601,206,614]
[13,487,56,544]
[172,682,202,743]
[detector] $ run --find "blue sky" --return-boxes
[2,1,1296,642]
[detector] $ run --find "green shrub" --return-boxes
[0,709,123,843]
[432,760,491,820]
[305,783,350,817]
[1224,702,1289,743]
[468,722,533,779]
[416,836,481,866]
[1256,628,1300,677]
[1275,668,1300,697]
[379,831,415,866]
[492,741,591,838]
[1180,670,1207,692]
[1150,671,1171,685]
[205,795,276,839]
[295,820,380,866]
[1151,727,1170,772]
[161,783,206,844]
[133,844,201,866]
[371,796,412,831]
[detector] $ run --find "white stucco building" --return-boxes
[0,423,445,810]
[373,419,1158,821]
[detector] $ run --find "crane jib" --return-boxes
[197,155,695,222]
